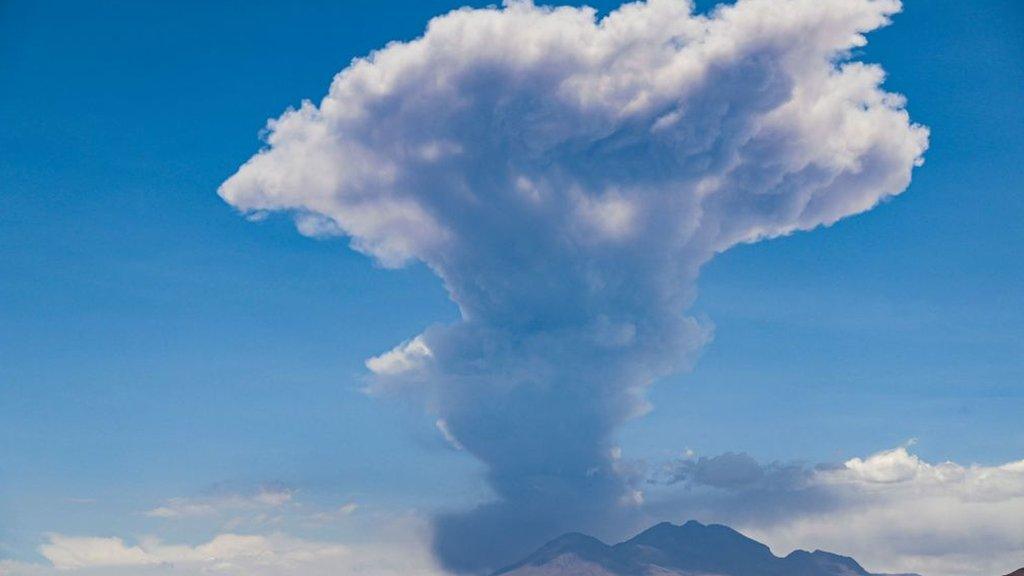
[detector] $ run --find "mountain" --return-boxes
[494,520,918,576]
[1003,570,1024,576]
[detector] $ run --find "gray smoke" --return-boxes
[219,0,927,571]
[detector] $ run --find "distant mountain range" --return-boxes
[493,520,922,576]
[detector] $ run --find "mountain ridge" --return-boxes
[493,520,920,576]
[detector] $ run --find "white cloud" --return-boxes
[655,446,1024,576]
[144,487,294,519]
[220,0,927,570]
[6,522,449,576]
[35,533,343,573]
[304,502,361,526]
[39,536,156,570]
[145,501,219,519]
[435,419,465,451]
[365,336,433,378]
[220,0,927,271]
[768,448,1024,576]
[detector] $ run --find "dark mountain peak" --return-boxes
[786,549,814,560]
[624,518,772,555]
[537,532,609,555]
[630,521,677,538]
[629,519,742,540]
[1004,569,1024,576]
[492,531,620,575]
[784,548,870,576]
[547,532,604,545]
[614,519,777,575]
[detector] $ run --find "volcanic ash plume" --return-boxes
[219,0,928,571]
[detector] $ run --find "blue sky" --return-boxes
[1,1,1022,575]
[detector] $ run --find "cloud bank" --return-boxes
[0,530,445,576]
[219,0,927,571]
[0,497,445,576]
[4,448,1021,576]
[651,446,1024,576]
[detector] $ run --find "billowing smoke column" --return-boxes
[219,0,927,571]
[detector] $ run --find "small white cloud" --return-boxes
[435,419,465,451]
[365,336,433,377]
[145,500,218,519]
[144,487,294,519]
[834,446,929,484]
[252,488,294,508]
[305,502,361,526]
